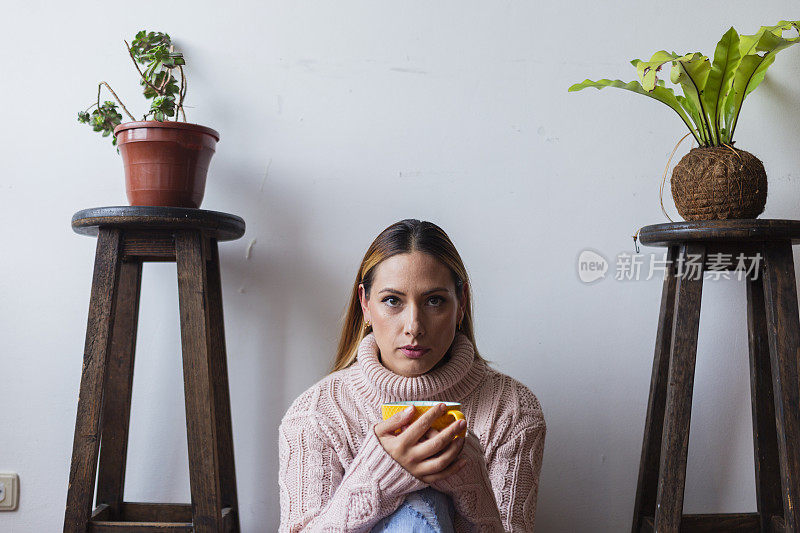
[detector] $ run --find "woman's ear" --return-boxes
[358,283,370,320]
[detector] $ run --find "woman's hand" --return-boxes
[374,403,467,484]
[428,428,486,495]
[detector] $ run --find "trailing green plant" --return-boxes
[77,30,187,150]
[569,20,799,147]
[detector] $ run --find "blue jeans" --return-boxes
[371,487,455,532]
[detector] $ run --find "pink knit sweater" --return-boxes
[278,332,546,532]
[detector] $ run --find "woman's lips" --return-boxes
[400,347,430,359]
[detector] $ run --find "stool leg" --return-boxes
[176,230,224,532]
[64,228,124,533]
[206,239,240,530]
[746,272,784,531]
[654,242,706,532]
[632,245,678,533]
[761,241,800,531]
[96,259,143,517]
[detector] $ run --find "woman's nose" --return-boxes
[403,304,425,336]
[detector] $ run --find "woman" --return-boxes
[278,219,546,532]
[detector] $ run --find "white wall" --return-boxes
[2,1,799,531]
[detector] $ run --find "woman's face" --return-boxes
[359,251,466,377]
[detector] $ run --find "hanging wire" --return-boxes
[632,132,696,253]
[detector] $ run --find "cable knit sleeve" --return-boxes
[488,417,546,531]
[432,382,546,532]
[278,410,430,532]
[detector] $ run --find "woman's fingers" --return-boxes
[400,403,448,444]
[374,405,469,483]
[374,407,469,484]
[419,454,467,484]
[374,406,417,436]
[413,435,465,477]
[415,417,467,459]
[417,427,433,441]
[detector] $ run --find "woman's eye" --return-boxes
[382,296,399,307]
[381,296,444,307]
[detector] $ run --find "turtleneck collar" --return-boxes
[350,331,487,406]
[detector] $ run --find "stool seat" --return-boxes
[72,206,245,241]
[64,207,243,533]
[639,219,800,246]
[631,220,800,533]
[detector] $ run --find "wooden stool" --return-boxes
[64,206,245,533]
[631,220,800,533]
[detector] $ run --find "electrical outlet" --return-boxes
[0,474,19,511]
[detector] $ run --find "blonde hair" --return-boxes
[330,219,490,374]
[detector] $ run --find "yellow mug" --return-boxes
[381,401,467,439]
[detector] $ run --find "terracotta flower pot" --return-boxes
[113,121,220,208]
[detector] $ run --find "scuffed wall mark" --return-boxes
[238,285,246,294]
[399,171,422,178]
[260,159,272,193]
[296,58,317,72]
[245,238,257,260]
[538,126,559,143]
[390,67,428,74]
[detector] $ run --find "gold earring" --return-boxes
[365,319,371,328]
